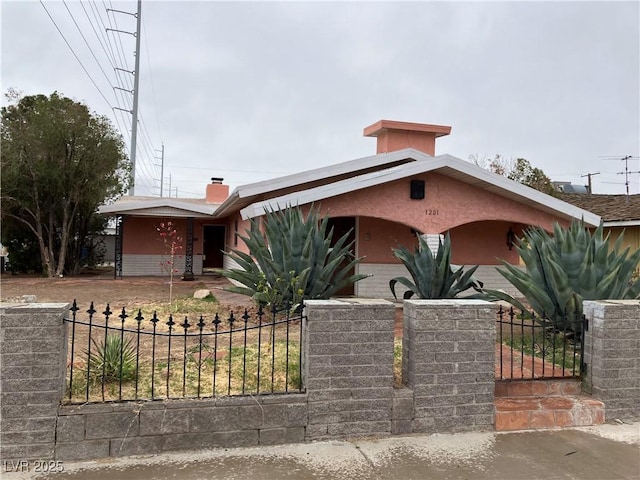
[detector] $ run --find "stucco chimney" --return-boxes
[206,177,229,204]
[363,120,451,156]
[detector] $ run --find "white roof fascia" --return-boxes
[99,199,216,216]
[240,153,600,226]
[603,220,640,228]
[211,190,240,219]
[437,154,601,226]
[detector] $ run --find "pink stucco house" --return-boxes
[99,120,599,298]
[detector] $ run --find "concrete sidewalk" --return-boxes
[3,423,639,480]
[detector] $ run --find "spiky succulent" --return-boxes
[218,205,368,306]
[486,220,640,327]
[389,233,484,300]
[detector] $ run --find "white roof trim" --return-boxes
[603,220,640,228]
[240,153,601,226]
[214,148,423,217]
[99,199,217,216]
[237,149,422,198]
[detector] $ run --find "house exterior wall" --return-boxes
[357,217,414,264]
[313,172,566,236]
[120,217,210,276]
[224,213,252,255]
[122,217,205,255]
[355,264,524,299]
[122,254,203,276]
[449,221,523,265]
[606,226,640,256]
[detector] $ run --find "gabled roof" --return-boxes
[212,149,420,218]
[559,193,640,226]
[99,196,217,218]
[239,150,601,226]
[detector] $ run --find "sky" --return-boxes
[2,1,639,198]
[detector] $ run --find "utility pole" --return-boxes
[107,1,142,196]
[155,143,164,197]
[129,0,142,196]
[168,173,172,198]
[581,172,600,194]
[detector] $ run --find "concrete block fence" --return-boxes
[1,299,637,463]
[583,300,640,421]
[402,300,496,433]
[0,303,69,463]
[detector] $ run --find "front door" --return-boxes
[327,217,356,296]
[202,225,226,271]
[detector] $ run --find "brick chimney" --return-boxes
[363,120,451,156]
[206,177,229,204]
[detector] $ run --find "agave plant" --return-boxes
[218,205,368,306]
[486,220,640,328]
[389,233,484,300]
[85,334,137,383]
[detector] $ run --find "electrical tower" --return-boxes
[108,0,142,196]
[155,143,165,197]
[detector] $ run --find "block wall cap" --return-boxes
[336,298,395,306]
[0,302,70,310]
[304,299,352,306]
[404,299,493,306]
[584,300,640,307]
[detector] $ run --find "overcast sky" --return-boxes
[2,1,639,198]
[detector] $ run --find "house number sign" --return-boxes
[425,209,439,216]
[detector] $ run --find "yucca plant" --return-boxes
[218,205,368,306]
[486,220,640,328]
[390,233,484,300]
[85,334,137,383]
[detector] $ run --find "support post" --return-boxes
[182,217,195,281]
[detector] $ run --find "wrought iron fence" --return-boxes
[496,305,586,380]
[63,300,305,404]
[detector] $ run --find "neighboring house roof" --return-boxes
[559,193,640,227]
[239,149,601,226]
[99,196,218,218]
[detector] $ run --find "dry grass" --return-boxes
[64,298,303,403]
[66,337,302,403]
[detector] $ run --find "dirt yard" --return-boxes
[1,269,405,335]
[0,270,253,313]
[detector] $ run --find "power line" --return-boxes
[42,0,161,197]
[164,164,289,175]
[39,0,114,111]
[78,0,118,73]
[142,15,164,142]
[62,0,117,95]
